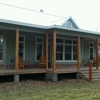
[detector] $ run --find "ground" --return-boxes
[0,79,100,100]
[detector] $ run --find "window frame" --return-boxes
[56,37,77,62]
[0,36,3,62]
[66,22,72,28]
[35,37,43,61]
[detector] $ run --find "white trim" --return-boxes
[48,37,51,62]
[89,42,94,60]
[56,60,77,62]
[35,37,43,61]
[19,35,25,60]
[63,39,65,60]
[0,36,3,61]
[82,41,83,59]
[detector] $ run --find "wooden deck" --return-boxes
[0,67,98,76]
[0,68,46,76]
[47,67,98,74]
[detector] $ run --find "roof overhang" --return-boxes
[0,18,100,36]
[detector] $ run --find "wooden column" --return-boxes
[15,27,19,71]
[89,64,92,81]
[52,29,56,72]
[77,34,80,70]
[46,32,48,71]
[96,38,99,69]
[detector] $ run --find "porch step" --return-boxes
[79,69,100,81]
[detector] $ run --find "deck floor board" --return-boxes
[0,67,98,76]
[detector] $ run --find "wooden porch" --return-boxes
[1,26,100,82]
[14,27,100,82]
[0,66,98,76]
[0,27,95,71]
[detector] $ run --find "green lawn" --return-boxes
[0,79,100,100]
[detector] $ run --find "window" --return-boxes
[36,37,43,60]
[56,38,77,61]
[19,35,25,59]
[56,38,63,60]
[65,45,72,60]
[89,42,94,60]
[0,37,3,60]
[56,44,63,60]
[66,22,72,28]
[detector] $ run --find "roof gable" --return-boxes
[61,17,80,29]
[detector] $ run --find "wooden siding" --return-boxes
[6,31,16,65]
[82,40,96,60]
[2,30,97,66]
[25,33,35,64]
[6,30,46,65]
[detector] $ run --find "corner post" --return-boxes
[46,32,48,71]
[52,29,56,72]
[15,26,19,71]
[77,34,80,70]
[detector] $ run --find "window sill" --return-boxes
[56,60,77,62]
[35,60,51,62]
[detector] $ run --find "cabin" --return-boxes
[0,17,100,82]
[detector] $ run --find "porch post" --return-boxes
[77,34,80,70]
[52,29,56,72]
[46,32,48,71]
[15,26,19,71]
[96,38,99,69]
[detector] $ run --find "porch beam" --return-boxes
[77,34,80,70]
[46,32,48,71]
[52,29,56,72]
[15,26,19,71]
[96,38,99,69]
[47,29,53,34]
[82,38,96,41]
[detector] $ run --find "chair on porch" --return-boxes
[82,58,90,66]
[39,56,46,67]
[18,56,30,69]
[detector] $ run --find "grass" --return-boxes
[0,79,100,100]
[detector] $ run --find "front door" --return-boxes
[89,42,94,61]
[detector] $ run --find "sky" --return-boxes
[0,0,100,32]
